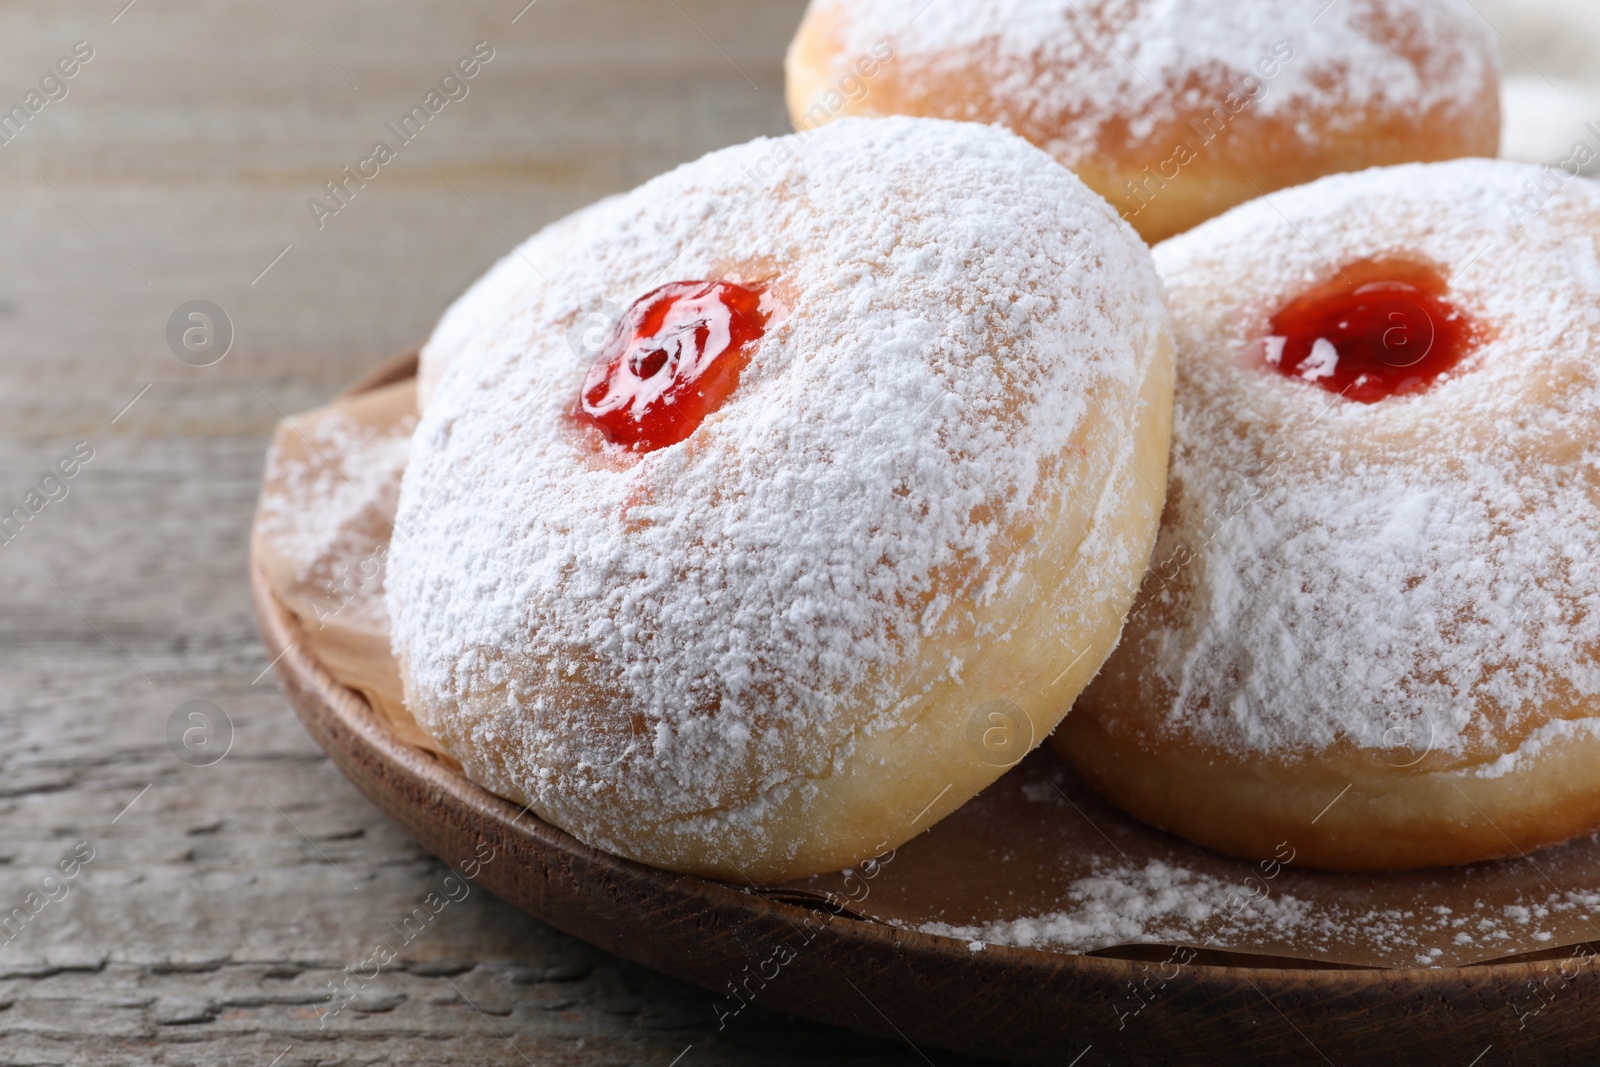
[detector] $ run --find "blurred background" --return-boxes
[1492,0,1600,171]
[0,0,1592,1063]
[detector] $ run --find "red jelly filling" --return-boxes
[1263,259,1478,403]
[576,280,767,452]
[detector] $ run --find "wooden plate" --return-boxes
[252,354,1600,1066]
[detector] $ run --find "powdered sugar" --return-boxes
[817,0,1497,157]
[918,857,1600,965]
[256,395,416,632]
[920,860,1312,952]
[804,754,1600,968]
[387,117,1169,873]
[1124,159,1600,762]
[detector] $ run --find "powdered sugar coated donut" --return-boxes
[1056,159,1600,870]
[786,0,1500,242]
[388,117,1175,881]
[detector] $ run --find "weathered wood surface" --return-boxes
[0,0,1592,1063]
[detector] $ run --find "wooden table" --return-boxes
[0,1,1591,1063]
[0,2,989,1062]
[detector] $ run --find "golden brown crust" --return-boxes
[1054,709,1600,872]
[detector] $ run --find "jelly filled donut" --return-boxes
[388,117,1175,882]
[786,0,1500,242]
[1055,159,1600,871]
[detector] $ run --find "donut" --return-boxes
[387,117,1176,882]
[785,0,1500,242]
[1054,158,1600,871]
